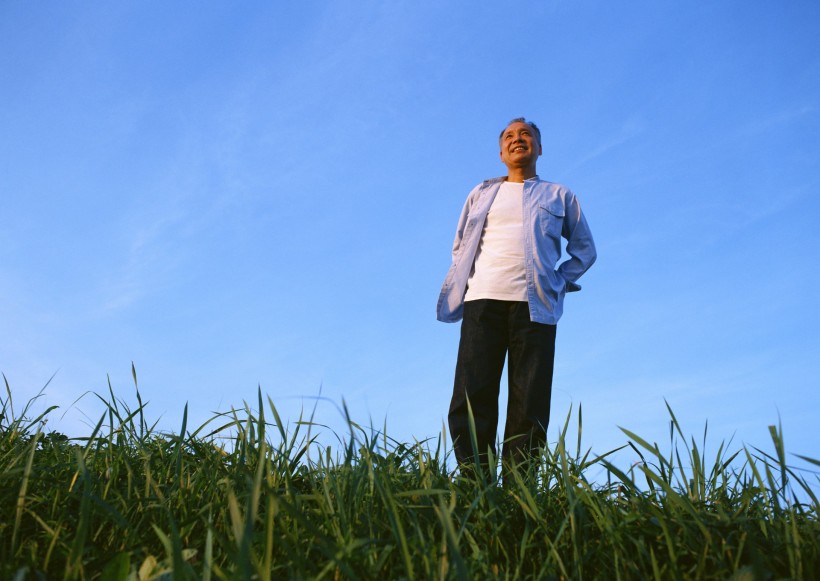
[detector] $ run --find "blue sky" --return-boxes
[2,1,818,473]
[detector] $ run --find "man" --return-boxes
[437,117,596,473]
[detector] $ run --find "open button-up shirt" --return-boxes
[437,176,596,325]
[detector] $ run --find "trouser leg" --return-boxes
[449,299,507,469]
[502,302,556,466]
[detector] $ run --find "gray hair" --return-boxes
[499,117,541,146]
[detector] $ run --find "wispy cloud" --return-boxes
[99,155,208,313]
[101,219,182,312]
[564,117,645,176]
[738,104,814,137]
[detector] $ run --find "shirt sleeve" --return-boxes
[558,191,597,291]
[451,185,480,260]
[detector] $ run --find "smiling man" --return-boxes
[437,117,597,474]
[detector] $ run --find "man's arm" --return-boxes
[558,191,596,291]
[450,186,480,260]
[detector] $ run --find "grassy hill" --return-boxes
[1,379,817,579]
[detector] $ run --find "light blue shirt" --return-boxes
[437,176,596,325]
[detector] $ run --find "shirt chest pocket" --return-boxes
[539,204,564,239]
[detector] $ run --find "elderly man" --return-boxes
[437,117,596,473]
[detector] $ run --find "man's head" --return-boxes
[498,117,541,147]
[499,117,542,180]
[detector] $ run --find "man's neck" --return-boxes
[506,167,537,183]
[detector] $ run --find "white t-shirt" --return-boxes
[464,181,528,302]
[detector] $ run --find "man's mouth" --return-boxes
[511,145,527,153]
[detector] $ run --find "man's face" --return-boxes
[499,121,542,171]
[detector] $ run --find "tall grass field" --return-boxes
[1,372,818,580]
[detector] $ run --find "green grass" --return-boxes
[1,370,818,580]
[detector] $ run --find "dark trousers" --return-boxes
[448,299,556,471]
